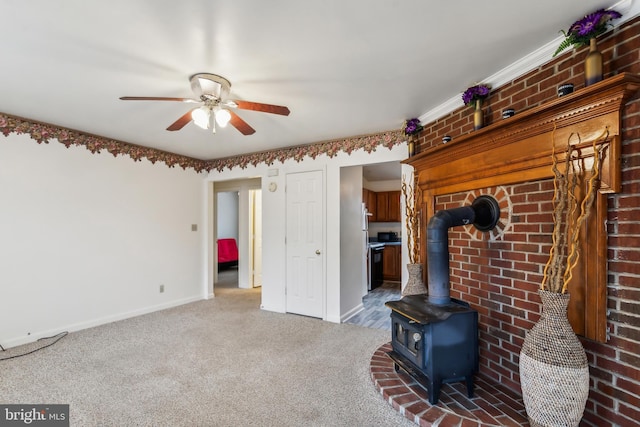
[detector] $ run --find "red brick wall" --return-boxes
[416,16,640,427]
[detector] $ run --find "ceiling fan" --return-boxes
[120,73,290,135]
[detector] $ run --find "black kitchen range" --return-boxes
[367,231,400,291]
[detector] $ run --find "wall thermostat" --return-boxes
[268,182,277,192]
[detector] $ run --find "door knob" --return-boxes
[316,249,321,255]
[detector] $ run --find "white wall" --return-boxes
[0,134,206,348]
[216,191,239,239]
[0,133,406,348]
[206,143,408,322]
[339,165,366,318]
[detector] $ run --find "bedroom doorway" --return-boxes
[216,190,239,282]
[213,178,262,292]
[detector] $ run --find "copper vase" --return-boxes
[407,135,416,157]
[585,38,603,86]
[473,99,483,130]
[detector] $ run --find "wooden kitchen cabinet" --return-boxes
[363,188,377,222]
[368,191,377,221]
[382,244,401,281]
[375,191,401,222]
[387,191,401,222]
[376,192,388,222]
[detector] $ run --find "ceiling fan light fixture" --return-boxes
[120,72,288,135]
[192,106,210,129]
[215,108,231,127]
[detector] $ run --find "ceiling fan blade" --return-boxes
[166,109,196,131]
[233,100,290,116]
[120,96,200,103]
[228,111,256,135]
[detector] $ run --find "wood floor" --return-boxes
[343,282,401,331]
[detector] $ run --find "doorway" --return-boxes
[213,179,262,293]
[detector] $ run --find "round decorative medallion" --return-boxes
[463,186,512,241]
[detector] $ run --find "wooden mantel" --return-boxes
[406,73,640,342]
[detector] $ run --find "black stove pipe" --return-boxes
[427,207,476,305]
[426,195,500,305]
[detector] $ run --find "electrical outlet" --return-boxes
[160,284,165,293]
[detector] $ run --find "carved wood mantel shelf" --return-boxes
[406,73,640,343]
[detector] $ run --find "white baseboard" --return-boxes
[2,295,203,350]
[341,303,364,323]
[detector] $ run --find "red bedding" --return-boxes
[217,238,238,263]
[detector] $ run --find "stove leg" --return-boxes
[428,379,440,405]
[465,375,474,398]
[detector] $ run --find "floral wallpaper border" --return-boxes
[0,112,405,173]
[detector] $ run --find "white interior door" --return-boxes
[286,170,324,318]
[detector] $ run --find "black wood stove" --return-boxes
[386,295,478,404]
[385,195,500,404]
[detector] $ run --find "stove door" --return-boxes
[390,312,426,370]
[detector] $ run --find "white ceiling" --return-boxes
[1,0,631,162]
[363,161,402,183]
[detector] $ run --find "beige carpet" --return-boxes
[0,277,413,426]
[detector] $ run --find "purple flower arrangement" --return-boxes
[404,118,423,135]
[462,84,491,106]
[553,8,622,57]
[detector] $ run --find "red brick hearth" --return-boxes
[370,343,528,426]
